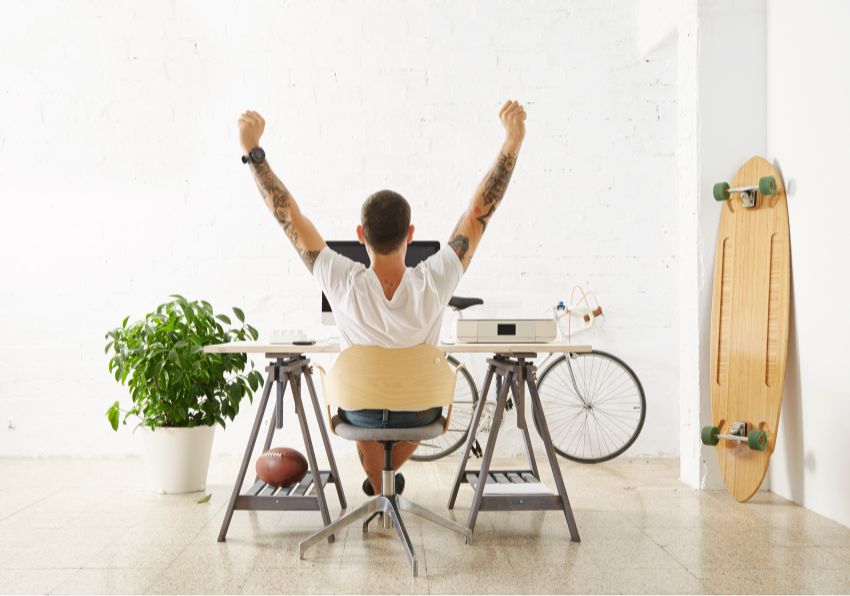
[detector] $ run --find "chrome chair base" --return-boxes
[298,494,471,576]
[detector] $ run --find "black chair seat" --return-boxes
[448,296,484,311]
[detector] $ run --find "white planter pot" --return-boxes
[140,425,215,494]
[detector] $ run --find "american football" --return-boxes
[255,447,308,487]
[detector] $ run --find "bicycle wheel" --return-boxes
[411,355,479,461]
[533,350,645,463]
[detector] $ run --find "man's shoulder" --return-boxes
[415,245,464,279]
[318,248,367,275]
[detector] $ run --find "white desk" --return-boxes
[204,340,587,544]
[204,341,591,356]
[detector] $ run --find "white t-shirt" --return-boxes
[313,245,464,349]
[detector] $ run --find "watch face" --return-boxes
[250,147,265,162]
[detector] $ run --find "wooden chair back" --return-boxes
[321,344,458,411]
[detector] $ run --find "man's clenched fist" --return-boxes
[238,110,265,154]
[499,100,526,144]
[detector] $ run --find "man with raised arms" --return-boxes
[237,100,526,495]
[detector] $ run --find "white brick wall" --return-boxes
[0,1,678,457]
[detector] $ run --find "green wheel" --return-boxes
[748,430,768,451]
[713,182,731,201]
[759,176,776,196]
[701,425,720,446]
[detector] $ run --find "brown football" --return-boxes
[255,447,308,487]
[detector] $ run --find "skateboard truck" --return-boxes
[713,176,777,208]
[721,421,750,443]
[701,421,768,451]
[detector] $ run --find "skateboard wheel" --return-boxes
[713,182,731,201]
[701,426,720,446]
[748,430,767,451]
[759,176,776,196]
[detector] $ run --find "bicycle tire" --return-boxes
[533,350,646,463]
[411,355,479,462]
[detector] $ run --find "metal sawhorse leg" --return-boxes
[217,354,347,542]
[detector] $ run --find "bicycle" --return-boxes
[411,288,646,464]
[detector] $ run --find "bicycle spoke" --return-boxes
[589,356,606,403]
[593,358,617,403]
[590,362,626,404]
[592,375,635,405]
[593,409,632,440]
[592,412,617,455]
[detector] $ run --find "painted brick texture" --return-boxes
[0,1,677,457]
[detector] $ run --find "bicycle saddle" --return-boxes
[448,296,484,311]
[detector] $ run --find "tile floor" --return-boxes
[0,456,848,595]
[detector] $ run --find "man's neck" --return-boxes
[370,251,407,299]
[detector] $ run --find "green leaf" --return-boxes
[122,316,129,328]
[196,493,212,504]
[107,401,120,431]
[215,314,232,325]
[232,307,245,323]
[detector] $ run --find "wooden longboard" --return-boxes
[707,155,790,502]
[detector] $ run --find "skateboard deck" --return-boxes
[705,155,790,502]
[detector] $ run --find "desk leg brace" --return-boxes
[218,366,275,542]
[463,367,514,543]
[217,357,345,543]
[288,371,333,538]
[512,368,541,479]
[447,357,580,544]
[526,367,580,542]
[447,366,495,510]
[303,371,347,510]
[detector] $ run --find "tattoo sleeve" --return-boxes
[482,152,517,206]
[449,151,518,267]
[249,161,321,271]
[448,232,470,262]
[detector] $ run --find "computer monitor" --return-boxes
[321,240,441,324]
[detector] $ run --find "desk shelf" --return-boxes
[465,469,539,485]
[462,469,564,511]
[235,471,339,512]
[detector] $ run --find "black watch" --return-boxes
[241,146,266,165]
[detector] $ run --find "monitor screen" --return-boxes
[321,240,441,315]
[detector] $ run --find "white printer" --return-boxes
[455,318,557,343]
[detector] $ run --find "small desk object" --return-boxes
[203,342,346,543]
[204,341,589,544]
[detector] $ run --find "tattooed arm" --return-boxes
[448,101,526,271]
[247,161,326,271]
[238,110,326,272]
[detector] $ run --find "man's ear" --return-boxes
[407,224,415,244]
[356,225,366,244]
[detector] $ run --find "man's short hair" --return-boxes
[360,190,411,254]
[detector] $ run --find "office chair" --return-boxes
[298,344,472,576]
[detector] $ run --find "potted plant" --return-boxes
[105,295,264,494]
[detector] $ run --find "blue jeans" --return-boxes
[338,407,443,428]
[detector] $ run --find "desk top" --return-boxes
[203,341,591,356]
